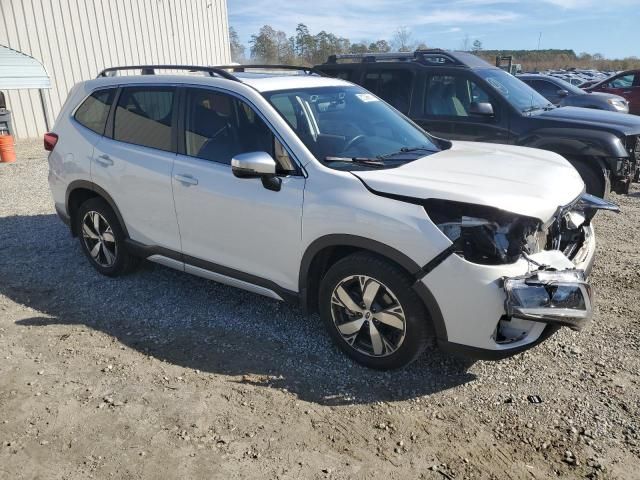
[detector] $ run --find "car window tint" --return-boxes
[184,88,294,172]
[74,89,115,134]
[113,87,175,151]
[426,75,491,117]
[530,80,558,97]
[362,70,412,113]
[609,74,634,88]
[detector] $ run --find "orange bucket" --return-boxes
[0,133,16,163]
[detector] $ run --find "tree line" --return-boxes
[229,24,640,71]
[229,24,429,66]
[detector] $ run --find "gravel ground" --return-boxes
[0,140,639,480]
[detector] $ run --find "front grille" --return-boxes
[628,135,640,163]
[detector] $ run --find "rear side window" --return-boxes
[74,89,115,134]
[113,87,175,151]
[361,70,413,113]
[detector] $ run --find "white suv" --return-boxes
[46,65,617,369]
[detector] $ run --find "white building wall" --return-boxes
[0,0,231,138]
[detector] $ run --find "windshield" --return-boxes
[263,86,440,170]
[476,69,553,113]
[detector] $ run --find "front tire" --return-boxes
[319,253,432,370]
[75,197,138,276]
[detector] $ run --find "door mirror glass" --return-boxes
[469,101,494,117]
[557,89,569,97]
[231,151,277,178]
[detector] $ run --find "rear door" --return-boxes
[171,87,305,291]
[360,67,414,115]
[91,85,181,251]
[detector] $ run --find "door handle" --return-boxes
[174,174,198,186]
[623,90,632,94]
[95,154,113,166]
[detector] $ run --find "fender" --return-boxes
[299,234,448,342]
[516,127,627,166]
[65,180,129,237]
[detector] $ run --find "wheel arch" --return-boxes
[299,234,448,342]
[65,180,128,237]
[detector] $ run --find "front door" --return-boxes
[171,87,305,292]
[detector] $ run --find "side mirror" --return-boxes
[557,89,569,97]
[469,102,494,117]
[231,151,281,191]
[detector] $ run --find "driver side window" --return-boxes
[184,88,294,172]
[425,75,493,117]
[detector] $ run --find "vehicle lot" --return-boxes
[1,141,639,479]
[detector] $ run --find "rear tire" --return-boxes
[568,158,607,198]
[75,197,139,276]
[319,252,432,370]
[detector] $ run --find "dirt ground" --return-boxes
[1,141,639,480]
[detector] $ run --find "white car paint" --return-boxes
[353,141,584,221]
[48,71,599,360]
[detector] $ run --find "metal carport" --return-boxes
[0,44,52,132]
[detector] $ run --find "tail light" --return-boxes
[44,132,58,152]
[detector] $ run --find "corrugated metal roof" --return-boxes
[0,44,50,89]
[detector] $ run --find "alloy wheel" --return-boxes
[330,275,406,357]
[81,211,118,267]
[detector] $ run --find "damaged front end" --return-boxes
[424,193,619,342]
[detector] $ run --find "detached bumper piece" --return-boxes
[504,269,592,331]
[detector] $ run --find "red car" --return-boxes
[585,70,640,115]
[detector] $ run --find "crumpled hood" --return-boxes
[537,106,640,135]
[352,141,584,221]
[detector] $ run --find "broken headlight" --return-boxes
[424,199,542,265]
[504,269,593,330]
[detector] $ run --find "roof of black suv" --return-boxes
[324,49,494,69]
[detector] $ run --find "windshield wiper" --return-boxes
[379,146,439,159]
[521,105,547,114]
[324,156,385,167]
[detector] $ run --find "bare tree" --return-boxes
[393,26,413,52]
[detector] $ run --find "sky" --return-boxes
[227,0,640,59]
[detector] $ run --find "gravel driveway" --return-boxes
[1,140,639,479]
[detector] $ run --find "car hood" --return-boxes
[586,91,626,101]
[537,106,640,134]
[352,141,584,222]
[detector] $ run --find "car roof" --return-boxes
[80,69,353,94]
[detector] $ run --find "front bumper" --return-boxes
[422,226,597,359]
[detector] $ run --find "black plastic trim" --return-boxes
[439,325,560,360]
[65,180,129,237]
[415,244,456,281]
[299,234,448,341]
[124,239,299,305]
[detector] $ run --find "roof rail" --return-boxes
[97,65,240,81]
[215,64,327,76]
[324,49,477,68]
[326,52,415,64]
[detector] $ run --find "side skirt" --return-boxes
[125,240,299,305]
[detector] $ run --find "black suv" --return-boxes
[316,49,640,196]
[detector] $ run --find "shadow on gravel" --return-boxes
[2,214,476,406]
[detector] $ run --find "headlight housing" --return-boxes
[503,269,593,330]
[424,199,542,265]
[607,98,629,112]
